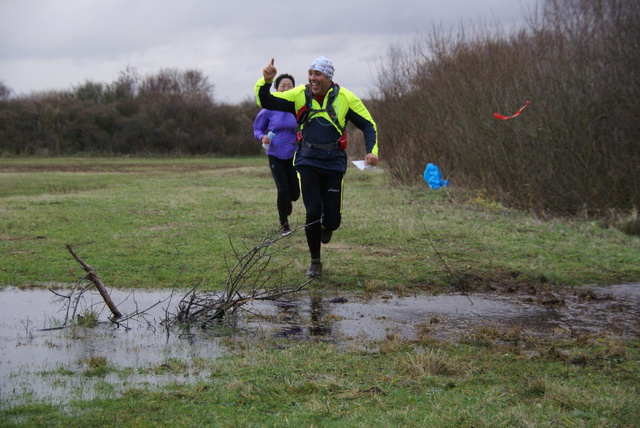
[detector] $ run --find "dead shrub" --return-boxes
[373,0,639,216]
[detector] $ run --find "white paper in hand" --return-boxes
[352,160,374,171]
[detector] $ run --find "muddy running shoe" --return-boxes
[281,223,292,236]
[321,227,332,244]
[306,258,322,278]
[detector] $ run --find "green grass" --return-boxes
[1,157,638,290]
[2,335,638,427]
[1,157,639,426]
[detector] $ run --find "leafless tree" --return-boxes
[0,81,12,100]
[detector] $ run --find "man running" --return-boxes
[255,56,379,278]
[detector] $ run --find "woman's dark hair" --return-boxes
[275,73,295,88]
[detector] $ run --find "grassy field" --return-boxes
[1,157,638,290]
[1,157,639,426]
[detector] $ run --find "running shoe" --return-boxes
[306,258,322,278]
[281,223,292,236]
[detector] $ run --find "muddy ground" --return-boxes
[0,283,638,406]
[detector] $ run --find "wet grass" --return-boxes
[0,157,638,291]
[1,157,639,426]
[74,309,99,328]
[2,332,638,427]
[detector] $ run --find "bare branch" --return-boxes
[66,245,123,318]
[171,226,311,330]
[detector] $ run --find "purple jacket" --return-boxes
[253,109,298,160]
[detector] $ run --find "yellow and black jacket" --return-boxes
[255,77,378,173]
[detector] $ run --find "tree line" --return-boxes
[1,0,638,221]
[369,0,639,219]
[0,67,260,156]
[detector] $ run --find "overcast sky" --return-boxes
[0,0,538,104]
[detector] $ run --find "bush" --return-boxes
[0,68,261,157]
[373,0,639,215]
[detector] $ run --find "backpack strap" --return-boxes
[297,84,343,132]
[295,84,346,150]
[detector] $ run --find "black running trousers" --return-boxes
[296,165,344,259]
[268,155,300,225]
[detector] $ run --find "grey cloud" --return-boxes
[0,0,537,103]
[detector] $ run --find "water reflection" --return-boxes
[0,283,637,407]
[309,293,331,337]
[0,287,226,407]
[271,293,332,338]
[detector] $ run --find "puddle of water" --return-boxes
[247,293,560,342]
[1,284,638,407]
[0,287,225,407]
[249,284,639,341]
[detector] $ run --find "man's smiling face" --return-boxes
[308,69,332,97]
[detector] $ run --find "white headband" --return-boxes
[309,56,334,79]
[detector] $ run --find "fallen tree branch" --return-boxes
[170,226,312,330]
[66,244,122,319]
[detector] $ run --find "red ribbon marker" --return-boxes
[493,100,530,120]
